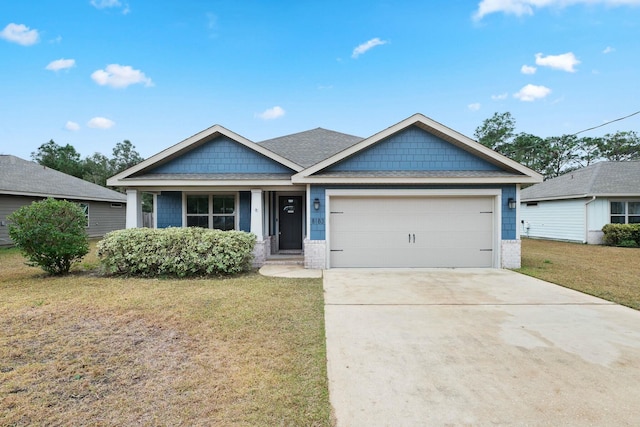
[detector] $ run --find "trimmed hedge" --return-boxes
[602,223,640,247]
[97,227,256,277]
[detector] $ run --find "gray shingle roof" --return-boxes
[0,155,127,202]
[521,161,640,201]
[257,128,364,168]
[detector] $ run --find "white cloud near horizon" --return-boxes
[46,58,76,71]
[256,106,285,120]
[514,84,551,101]
[65,121,80,131]
[352,38,388,58]
[473,0,640,20]
[521,64,537,74]
[0,23,39,46]
[603,46,615,53]
[468,103,481,111]
[491,92,509,100]
[535,52,580,72]
[91,0,130,14]
[87,117,115,129]
[91,64,153,88]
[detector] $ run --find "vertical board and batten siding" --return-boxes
[521,199,586,242]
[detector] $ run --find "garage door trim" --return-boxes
[325,189,503,268]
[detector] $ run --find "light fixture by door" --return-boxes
[313,198,320,211]
[508,198,517,209]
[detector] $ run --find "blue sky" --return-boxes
[1,0,639,161]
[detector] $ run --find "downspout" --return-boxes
[584,196,597,244]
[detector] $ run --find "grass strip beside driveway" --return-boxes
[518,238,639,310]
[0,247,332,426]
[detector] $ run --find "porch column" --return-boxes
[126,189,143,228]
[250,189,264,241]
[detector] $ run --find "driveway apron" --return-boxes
[324,268,640,426]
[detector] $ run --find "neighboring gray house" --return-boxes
[520,161,640,244]
[0,155,127,245]
[109,113,542,269]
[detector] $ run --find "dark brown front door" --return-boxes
[279,196,302,250]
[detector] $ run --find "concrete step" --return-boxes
[263,255,304,266]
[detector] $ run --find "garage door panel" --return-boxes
[329,196,495,268]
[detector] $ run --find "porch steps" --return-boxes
[263,254,304,266]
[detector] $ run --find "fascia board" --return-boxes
[107,125,302,186]
[0,189,126,203]
[293,113,544,182]
[522,193,640,202]
[109,179,296,187]
[292,175,542,185]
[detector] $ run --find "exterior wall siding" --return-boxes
[521,199,586,242]
[148,136,293,174]
[157,191,183,228]
[310,184,517,241]
[328,126,501,172]
[0,194,125,246]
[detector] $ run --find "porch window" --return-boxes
[186,194,236,230]
[610,201,640,224]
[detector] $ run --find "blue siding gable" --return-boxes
[327,126,500,172]
[149,136,294,174]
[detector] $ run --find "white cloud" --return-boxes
[491,92,509,100]
[474,0,640,21]
[65,121,80,131]
[352,38,388,58]
[46,58,76,71]
[514,84,552,101]
[602,46,615,54]
[91,0,121,8]
[91,64,153,88]
[535,52,580,72]
[256,106,286,120]
[0,23,39,46]
[468,103,481,111]
[521,64,537,74]
[87,117,115,129]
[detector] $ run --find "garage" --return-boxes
[328,194,497,268]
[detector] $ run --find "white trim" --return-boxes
[108,179,296,188]
[294,176,540,184]
[522,193,640,202]
[293,113,543,183]
[306,184,311,240]
[153,193,158,229]
[324,189,502,269]
[107,124,302,187]
[0,189,126,203]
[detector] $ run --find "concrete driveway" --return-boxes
[324,269,640,426]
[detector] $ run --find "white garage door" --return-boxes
[329,196,495,268]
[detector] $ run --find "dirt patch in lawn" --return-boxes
[518,238,639,310]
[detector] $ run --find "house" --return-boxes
[107,113,542,269]
[0,155,127,246]
[520,161,640,244]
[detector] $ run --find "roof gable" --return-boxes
[0,155,126,202]
[292,113,543,184]
[108,125,302,186]
[521,161,640,201]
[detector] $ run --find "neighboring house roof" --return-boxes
[0,155,127,203]
[521,161,640,201]
[257,128,364,168]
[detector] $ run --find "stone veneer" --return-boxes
[303,239,326,269]
[501,240,521,269]
[252,239,269,268]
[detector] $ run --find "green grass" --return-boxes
[517,238,640,310]
[0,245,332,426]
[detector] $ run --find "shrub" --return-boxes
[97,227,256,277]
[8,198,89,275]
[602,223,640,247]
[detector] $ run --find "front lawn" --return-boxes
[0,245,332,426]
[517,238,640,310]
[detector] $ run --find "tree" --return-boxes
[31,140,84,178]
[539,134,580,179]
[474,112,516,151]
[508,133,547,172]
[598,131,640,161]
[575,136,602,167]
[8,198,89,275]
[110,140,144,173]
[83,152,112,186]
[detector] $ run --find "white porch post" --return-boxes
[126,189,143,228]
[250,189,264,240]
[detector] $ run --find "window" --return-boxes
[111,203,123,208]
[185,194,236,230]
[610,201,640,224]
[78,203,89,227]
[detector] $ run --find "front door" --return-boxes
[279,196,302,250]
